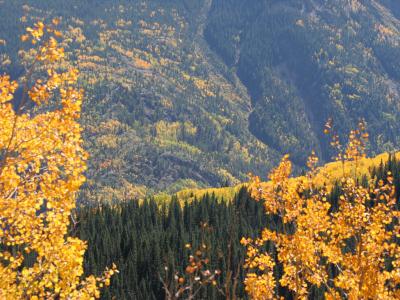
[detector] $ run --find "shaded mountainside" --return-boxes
[205,0,400,163]
[0,0,399,201]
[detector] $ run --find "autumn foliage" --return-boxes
[0,21,115,298]
[242,122,400,299]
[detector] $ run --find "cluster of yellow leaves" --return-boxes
[375,23,396,43]
[115,19,132,28]
[133,57,152,70]
[0,21,116,299]
[242,126,400,299]
[324,118,369,178]
[182,72,215,97]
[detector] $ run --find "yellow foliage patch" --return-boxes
[0,21,116,299]
[133,57,152,69]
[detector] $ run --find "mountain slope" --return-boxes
[205,0,400,164]
[0,0,399,201]
[0,1,281,201]
[155,151,400,204]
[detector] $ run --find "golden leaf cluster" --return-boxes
[242,124,400,299]
[0,21,116,299]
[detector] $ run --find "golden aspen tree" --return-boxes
[242,124,400,299]
[0,21,116,299]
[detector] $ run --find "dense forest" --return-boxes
[1,1,400,202]
[75,154,400,299]
[76,189,264,299]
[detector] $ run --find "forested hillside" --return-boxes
[0,0,279,202]
[205,0,400,163]
[75,153,400,299]
[1,0,400,201]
